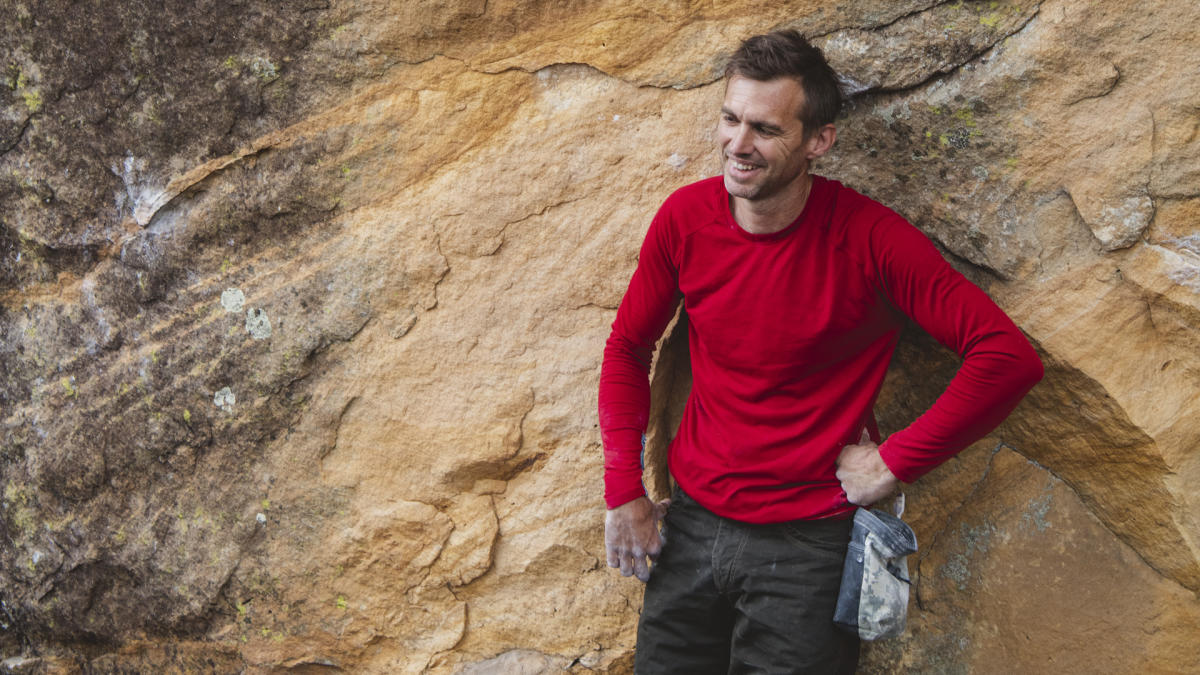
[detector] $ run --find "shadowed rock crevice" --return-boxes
[1005,353,1200,589]
[643,306,689,501]
[912,441,1002,611]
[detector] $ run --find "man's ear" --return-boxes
[805,123,837,160]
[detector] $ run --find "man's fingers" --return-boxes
[645,536,662,560]
[632,554,651,582]
[618,552,633,577]
[609,544,658,582]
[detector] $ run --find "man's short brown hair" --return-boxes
[724,30,843,133]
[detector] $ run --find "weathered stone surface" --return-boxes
[2,0,1198,672]
[860,445,1200,673]
[817,0,1040,95]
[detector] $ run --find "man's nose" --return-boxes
[728,125,754,155]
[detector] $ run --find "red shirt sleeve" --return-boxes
[598,207,681,509]
[869,213,1044,482]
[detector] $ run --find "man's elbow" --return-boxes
[979,329,1044,398]
[1012,337,1044,394]
[603,330,655,373]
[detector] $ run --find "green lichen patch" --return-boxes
[21,88,41,112]
[2,484,37,537]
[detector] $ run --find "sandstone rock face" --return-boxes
[2,0,1198,672]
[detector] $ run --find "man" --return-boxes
[598,30,1043,673]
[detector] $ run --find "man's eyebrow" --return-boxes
[720,107,784,133]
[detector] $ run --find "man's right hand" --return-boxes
[604,496,671,582]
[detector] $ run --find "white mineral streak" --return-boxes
[1150,243,1200,292]
[113,154,169,227]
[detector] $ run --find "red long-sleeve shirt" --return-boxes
[599,175,1043,522]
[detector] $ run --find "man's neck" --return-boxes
[731,174,814,235]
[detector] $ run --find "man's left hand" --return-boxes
[836,429,899,506]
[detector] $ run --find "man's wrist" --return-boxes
[875,439,910,484]
[605,487,647,511]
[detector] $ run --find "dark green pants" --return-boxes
[635,489,859,674]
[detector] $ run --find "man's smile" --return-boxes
[727,158,762,174]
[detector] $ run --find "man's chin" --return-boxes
[723,174,759,200]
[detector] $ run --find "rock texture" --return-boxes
[1,0,1198,672]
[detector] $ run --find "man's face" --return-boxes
[719,75,814,203]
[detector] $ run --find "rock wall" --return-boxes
[2,0,1198,672]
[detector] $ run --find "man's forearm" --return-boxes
[878,327,1043,482]
[598,201,681,508]
[599,331,653,508]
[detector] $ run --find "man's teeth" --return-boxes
[732,161,757,171]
